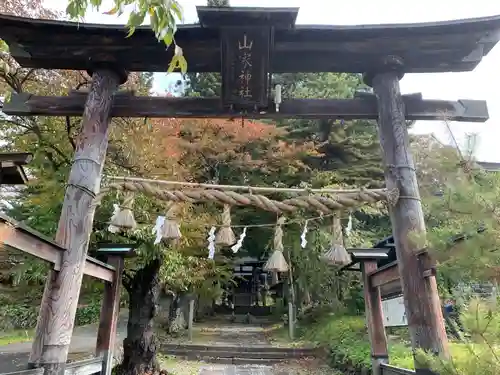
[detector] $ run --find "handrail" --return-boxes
[380,363,416,375]
[65,357,103,375]
[0,357,103,375]
[0,369,44,375]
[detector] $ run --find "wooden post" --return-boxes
[361,261,389,375]
[366,56,450,365]
[96,256,125,375]
[188,299,195,341]
[28,68,123,374]
[288,302,294,340]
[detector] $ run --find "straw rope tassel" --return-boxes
[264,217,289,273]
[322,214,351,266]
[161,203,182,240]
[107,203,121,233]
[109,191,137,231]
[215,204,236,246]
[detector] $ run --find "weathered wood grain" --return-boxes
[0,218,115,282]
[362,261,388,375]
[3,92,489,122]
[95,256,125,375]
[368,261,400,288]
[379,280,402,299]
[0,11,499,73]
[372,67,450,363]
[29,69,121,374]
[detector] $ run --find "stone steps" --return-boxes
[160,344,320,365]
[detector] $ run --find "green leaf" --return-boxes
[162,31,174,47]
[127,11,146,29]
[171,1,183,21]
[0,39,9,52]
[126,26,136,38]
[167,55,180,73]
[178,55,188,74]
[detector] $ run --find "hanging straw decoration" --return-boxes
[231,227,247,253]
[264,217,289,273]
[300,219,309,249]
[161,203,182,240]
[322,214,351,266]
[109,191,137,231]
[107,203,121,233]
[207,226,216,259]
[345,212,353,237]
[215,204,236,246]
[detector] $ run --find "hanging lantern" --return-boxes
[322,214,351,266]
[264,217,289,273]
[109,191,137,231]
[215,204,236,246]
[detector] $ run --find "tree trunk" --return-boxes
[119,259,161,375]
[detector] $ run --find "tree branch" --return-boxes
[19,68,37,88]
[65,116,76,151]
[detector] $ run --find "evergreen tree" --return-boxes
[273,72,384,189]
[413,134,500,286]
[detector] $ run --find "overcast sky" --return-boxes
[42,0,500,162]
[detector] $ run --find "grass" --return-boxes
[0,329,33,346]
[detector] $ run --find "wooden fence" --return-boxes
[2,357,103,375]
[380,363,415,375]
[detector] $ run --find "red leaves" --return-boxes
[151,117,283,161]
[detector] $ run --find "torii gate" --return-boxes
[1,6,499,375]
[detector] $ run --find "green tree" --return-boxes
[271,72,390,312]
[184,0,229,97]
[412,133,500,287]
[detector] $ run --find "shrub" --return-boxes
[0,302,102,331]
[415,298,500,375]
[301,311,500,373]
[0,304,39,330]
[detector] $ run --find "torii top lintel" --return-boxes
[1,7,500,75]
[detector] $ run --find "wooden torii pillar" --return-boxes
[343,249,390,375]
[28,66,127,375]
[364,56,450,368]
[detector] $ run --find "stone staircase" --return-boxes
[160,344,320,365]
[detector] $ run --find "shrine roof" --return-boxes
[1,7,500,74]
